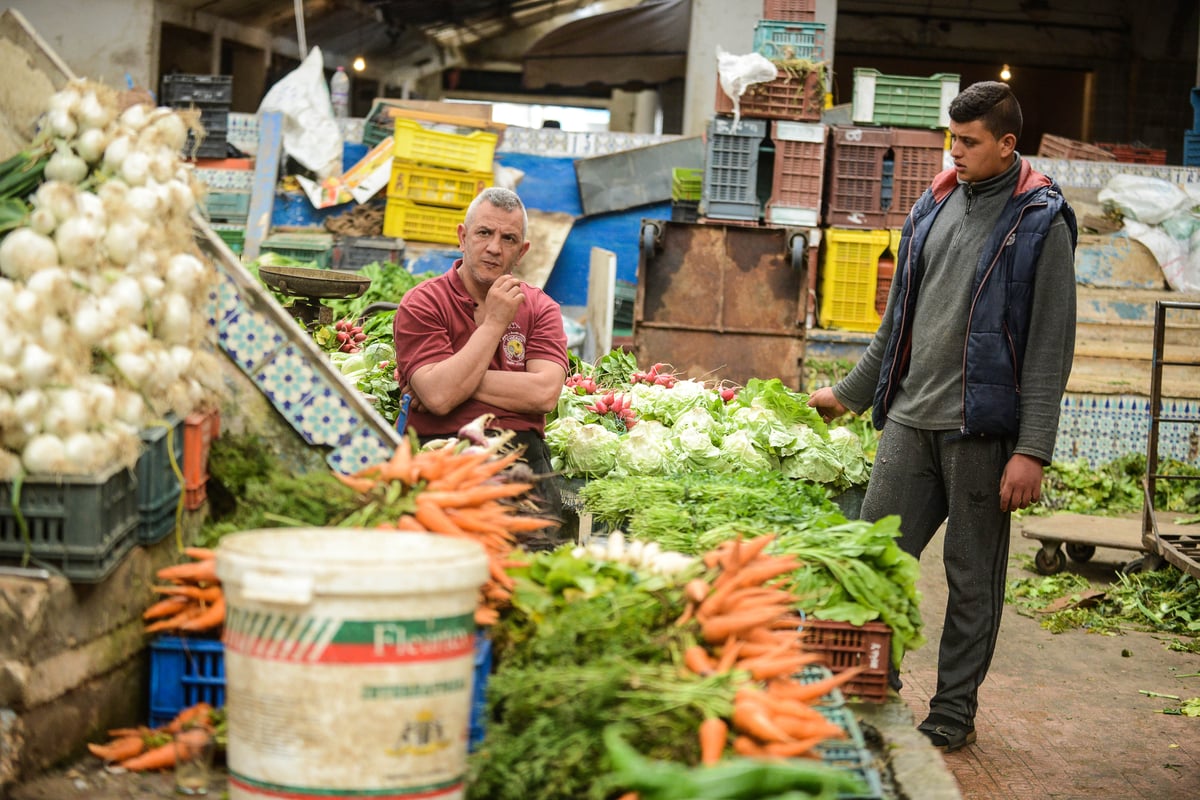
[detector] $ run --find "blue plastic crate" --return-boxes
[148,636,225,728]
[469,633,492,751]
[752,19,827,61]
[1184,131,1200,167]
[137,416,183,545]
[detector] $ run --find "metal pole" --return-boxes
[294,0,307,57]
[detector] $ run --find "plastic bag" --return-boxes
[1097,174,1192,225]
[715,47,777,127]
[258,46,343,179]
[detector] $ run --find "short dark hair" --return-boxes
[949,81,1022,141]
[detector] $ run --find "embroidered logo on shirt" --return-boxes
[502,332,526,365]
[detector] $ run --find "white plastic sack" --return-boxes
[716,47,777,128]
[258,47,343,179]
[1097,174,1191,225]
[1113,179,1200,291]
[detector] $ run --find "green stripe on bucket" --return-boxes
[228,771,463,798]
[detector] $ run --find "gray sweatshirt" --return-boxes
[833,154,1076,463]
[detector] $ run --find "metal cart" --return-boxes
[1140,300,1200,578]
[1022,299,1200,575]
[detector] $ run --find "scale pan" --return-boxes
[258,265,371,299]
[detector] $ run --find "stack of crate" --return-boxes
[194,158,253,254]
[383,118,497,245]
[817,69,958,333]
[702,0,828,228]
[162,74,232,160]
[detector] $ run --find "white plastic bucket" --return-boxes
[215,528,489,800]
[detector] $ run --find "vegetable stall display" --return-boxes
[0,79,222,479]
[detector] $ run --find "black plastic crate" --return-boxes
[162,74,233,105]
[0,462,140,582]
[137,416,183,545]
[334,236,407,271]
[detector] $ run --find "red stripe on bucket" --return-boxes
[228,774,464,799]
[224,637,475,664]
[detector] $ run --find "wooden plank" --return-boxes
[585,247,617,362]
[1021,513,1145,551]
[242,111,283,262]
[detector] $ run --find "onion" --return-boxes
[77,90,114,131]
[22,433,68,474]
[45,144,89,184]
[73,298,114,343]
[0,449,19,481]
[47,85,81,116]
[13,389,47,426]
[102,133,132,173]
[113,389,145,424]
[166,253,205,295]
[75,128,108,164]
[0,227,59,279]
[152,112,188,152]
[46,108,77,139]
[158,293,192,344]
[29,206,57,236]
[138,273,165,299]
[19,343,59,386]
[43,388,87,437]
[106,276,146,322]
[113,351,152,385]
[11,288,42,325]
[119,103,148,131]
[124,185,158,220]
[54,215,103,269]
[85,380,116,420]
[166,179,196,214]
[103,218,145,265]
[0,365,17,391]
[149,148,176,183]
[35,181,79,223]
[75,191,106,225]
[120,150,150,186]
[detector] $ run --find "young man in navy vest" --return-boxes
[809,81,1077,752]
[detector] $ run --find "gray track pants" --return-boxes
[860,421,1013,725]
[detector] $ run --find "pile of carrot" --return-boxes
[87,702,215,772]
[678,534,861,765]
[336,438,552,626]
[143,547,225,635]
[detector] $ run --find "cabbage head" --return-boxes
[545,417,620,478]
[615,419,674,475]
[779,425,842,484]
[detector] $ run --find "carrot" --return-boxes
[700,606,790,645]
[698,717,728,766]
[715,638,743,673]
[773,715,846,742]
[769,667,863,704]
[117,742,177,771]
[616,793,640,800]
[738,652,822,681]
[731,699,793,743]
[142,595,188,620]
[88,735,145,762]
[493,514,557,533]
[444,508,509,536]
[153,584,223,603]
[714,587,796,615]
[731,735,769,757]
[732,534,776,570]
[380,442,415,484]
[106,727,150,739]
[762,735,827,759]
[176,595,225,632]
[144,605,204,634]
[719,537,743,573]
[685,579,710,605]
[334,472,376,494]
[674,602,695,627]
[683,645,716,676]
[727,558,799,590]
[395,514,425,531]
[156,559,219,585]
[164,703,213,735]
[183,547,216,561]
[423,450,492,490]
[488,558,515,590]
[414,496,468,537]
[474,606,499,626]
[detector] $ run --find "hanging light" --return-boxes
[1000,64,1012,81]
[353,55,366,72]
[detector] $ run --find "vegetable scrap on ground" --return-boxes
[88,702,223,772]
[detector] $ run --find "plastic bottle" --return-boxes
[330,66,350,118]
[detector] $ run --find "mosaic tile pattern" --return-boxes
[1025,157,1200,189]
[293,385,360,446]
[218,306,286,374]
[327,425,395,474]
[1053,393,1200,467]
[498,126,682,158]
[255,344,322,414]
[193,167,254,191]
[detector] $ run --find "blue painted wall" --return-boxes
[497,152,670,307]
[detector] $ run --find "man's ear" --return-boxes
[1000,132,1017,157]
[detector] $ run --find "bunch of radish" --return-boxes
[334,318,366,353]
[629,361,678,388]
[0,78,222,478]
[564,372,599,395]
[586,390,637,428]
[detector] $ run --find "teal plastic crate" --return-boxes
[203,190,249,221]
[212,224,245,254]
[851,69,959,128]
[1185,131,1200,167]
[137,416,183,545]
[260,232,335,268]
[0,461,139,582]
[752,19,826,61]
[817,742,885,800]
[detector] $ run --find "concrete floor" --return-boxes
[898,517,1200,800]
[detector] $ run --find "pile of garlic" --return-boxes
[0,79,223,478]
[573,530,696,576]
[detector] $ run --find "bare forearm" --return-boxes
[473,367,564,414]
[410,321,507,414]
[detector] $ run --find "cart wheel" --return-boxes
[1034,545,1066,575]
[1065,543,1096,563]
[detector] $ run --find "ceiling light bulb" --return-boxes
[353,56,366,72]
[1000,64,1012,81]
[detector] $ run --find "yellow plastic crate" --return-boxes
[387,160,490,208]
[383,198,462,245]
[392,118,498,173]
[819,228,892,332]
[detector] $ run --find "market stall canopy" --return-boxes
[522,0,690,91]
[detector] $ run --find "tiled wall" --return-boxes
[1054,393,1200,467]
[206,269,396,475]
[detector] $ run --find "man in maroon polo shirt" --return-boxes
[393,187,569,523]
